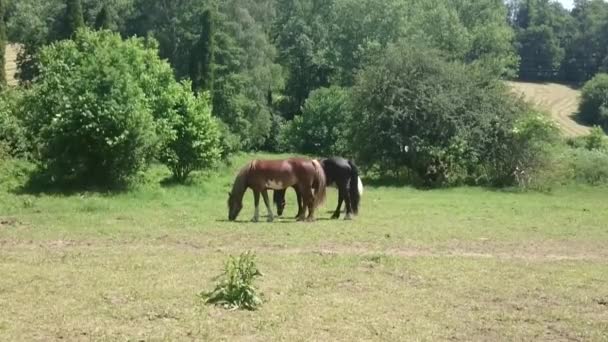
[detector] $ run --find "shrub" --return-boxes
[199,251,263,311]
[158,83,222,181]
[0,89,28,158]
[567,148,608,186]
[579,74,608,129]
[349,42,537,187]
[567,127,608,151]
[23,29,176,188]
[281,86,350,157]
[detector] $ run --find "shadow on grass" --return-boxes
[12,169,129,197]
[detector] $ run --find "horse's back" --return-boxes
[248,158,318,190]
[322,157,352,184]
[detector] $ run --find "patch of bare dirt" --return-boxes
[2,238,607,263]
[0,217,21,229]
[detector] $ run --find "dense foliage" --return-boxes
[2,0,607,190]
[158,83,221,181]
[579,74,608,129]
[0,89,26,158]
[349,43,549,186]
[509,0,608,83]
[280,86,349,157]
[22,30,176,187]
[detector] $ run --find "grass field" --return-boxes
[4,44,21,87]
[1,154,608,341]
[508,81,591,137]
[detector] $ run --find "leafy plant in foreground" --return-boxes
[199,251,263,311]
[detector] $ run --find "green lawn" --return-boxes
[1,154,608,341]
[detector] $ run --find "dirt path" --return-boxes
[508,81,591,137]
[4,238,607,263]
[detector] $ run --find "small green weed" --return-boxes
[200,251,263,311]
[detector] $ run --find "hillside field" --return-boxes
[1,154,607,341]
[508,81,591,137]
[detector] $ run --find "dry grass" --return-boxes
[5,44,21,87]
[1,154,608,341]
[508,81,591,137]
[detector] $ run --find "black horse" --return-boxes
[273,157,363,220]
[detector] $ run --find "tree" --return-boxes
[159,83,222,181]
[273,0,335,117]
[349,42,533,186]
[579,73,608,128]
[95,4,111,30]
[61,0,85,39]
[280,86,349,156]
[0,0,7,88]
[517,25,564,80]
[190,9,214,94]
[23,29,177,188]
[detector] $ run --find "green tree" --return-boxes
[0,0,7,88]
[23,29,176,188]
[190,9,214,94]
[349,42,533,186]
[579,73,608,128]
[159,83,222,181]
[61,0,85,39]
[125,0,206,78]
[95,4,112,30]
[281,86,349,156]
[517,25,564,80]
[562,0,608,82]
[273,0,335,117]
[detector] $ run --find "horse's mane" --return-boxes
[231,161,253,196]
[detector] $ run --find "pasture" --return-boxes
[1,154,608,341]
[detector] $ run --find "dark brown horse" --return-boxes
[227,158,326,222]
[274,157,363,220]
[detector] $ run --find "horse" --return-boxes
[227,158,327,222]
[273,157,363,220]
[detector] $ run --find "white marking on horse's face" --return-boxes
[266,179,284,190]
[358,177,364,196]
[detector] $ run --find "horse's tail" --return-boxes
[312,159,327,209]
[348,160,362,215]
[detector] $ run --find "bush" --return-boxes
[281,86,350,157]
[0,89,28,158]
[158,83,222,181]
[567,127,607,151]
[23,29,176,188]
[579,74,608,129]
[199,251,263,311]
[349,42,538,187]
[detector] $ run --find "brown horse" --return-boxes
[227,158,326,222]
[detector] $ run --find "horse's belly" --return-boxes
[265,179,286,190]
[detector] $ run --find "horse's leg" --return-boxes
[252,190,260,222]
[301,186,316,222]
[295,185,309,222]
[341,181,353,221]
[331,187,344,220]
[294,186,304,219]
[261,190,274,222]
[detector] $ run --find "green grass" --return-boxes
[1,153,608,340]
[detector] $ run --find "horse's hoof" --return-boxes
[251,217,259,223]
[331,214,340,220]
[267,217,274,223]
[306,217,315,222]
[296,216,306,222]
[344,215,353,221]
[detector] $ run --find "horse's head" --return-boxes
[273,190,286,216]
[227,192,243,221]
